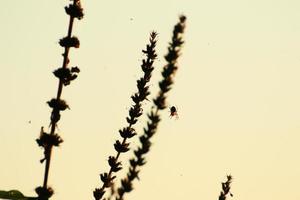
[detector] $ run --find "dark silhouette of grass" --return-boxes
[0,2,236,199]
[35,0,83,199]
[93,32,158,200]
[113,15,186,200]
[0,2,236,200]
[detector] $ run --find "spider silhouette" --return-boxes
[169,106,179,119]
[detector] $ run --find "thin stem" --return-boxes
[56,16,74,100]
[42,148,52,188]
[42,7,75,191]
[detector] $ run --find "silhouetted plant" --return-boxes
[93,32,158,200]
[35,0,83,200]
[113,15,186,200]
[0,2,234,200]
[218,175,234,200]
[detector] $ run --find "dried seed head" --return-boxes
[114,140,130,153]
[53,67,80,86]
[108,156,122,172]
[59,36,80,48]
[100,173,116,188]
[35,186,54,199]
[36,130,63,148]
[65,1,84,20]
[47,99,70,111]
[119,127,136,139]
[93,188,105,200]
[121,179,132,192]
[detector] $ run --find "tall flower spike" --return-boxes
[36,1,84,200]
[113,15,186,200]
[93,32,157,200]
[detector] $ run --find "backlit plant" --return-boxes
[0,1,235,200]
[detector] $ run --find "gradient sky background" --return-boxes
[1,0,300,200]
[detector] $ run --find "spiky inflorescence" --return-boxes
[219,175,234,200]
[93,32,158,200]
[114,15,186,200]
[35,1,83,200]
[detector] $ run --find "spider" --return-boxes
[169,106,179,119]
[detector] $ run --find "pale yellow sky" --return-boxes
[1,1,300,200]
